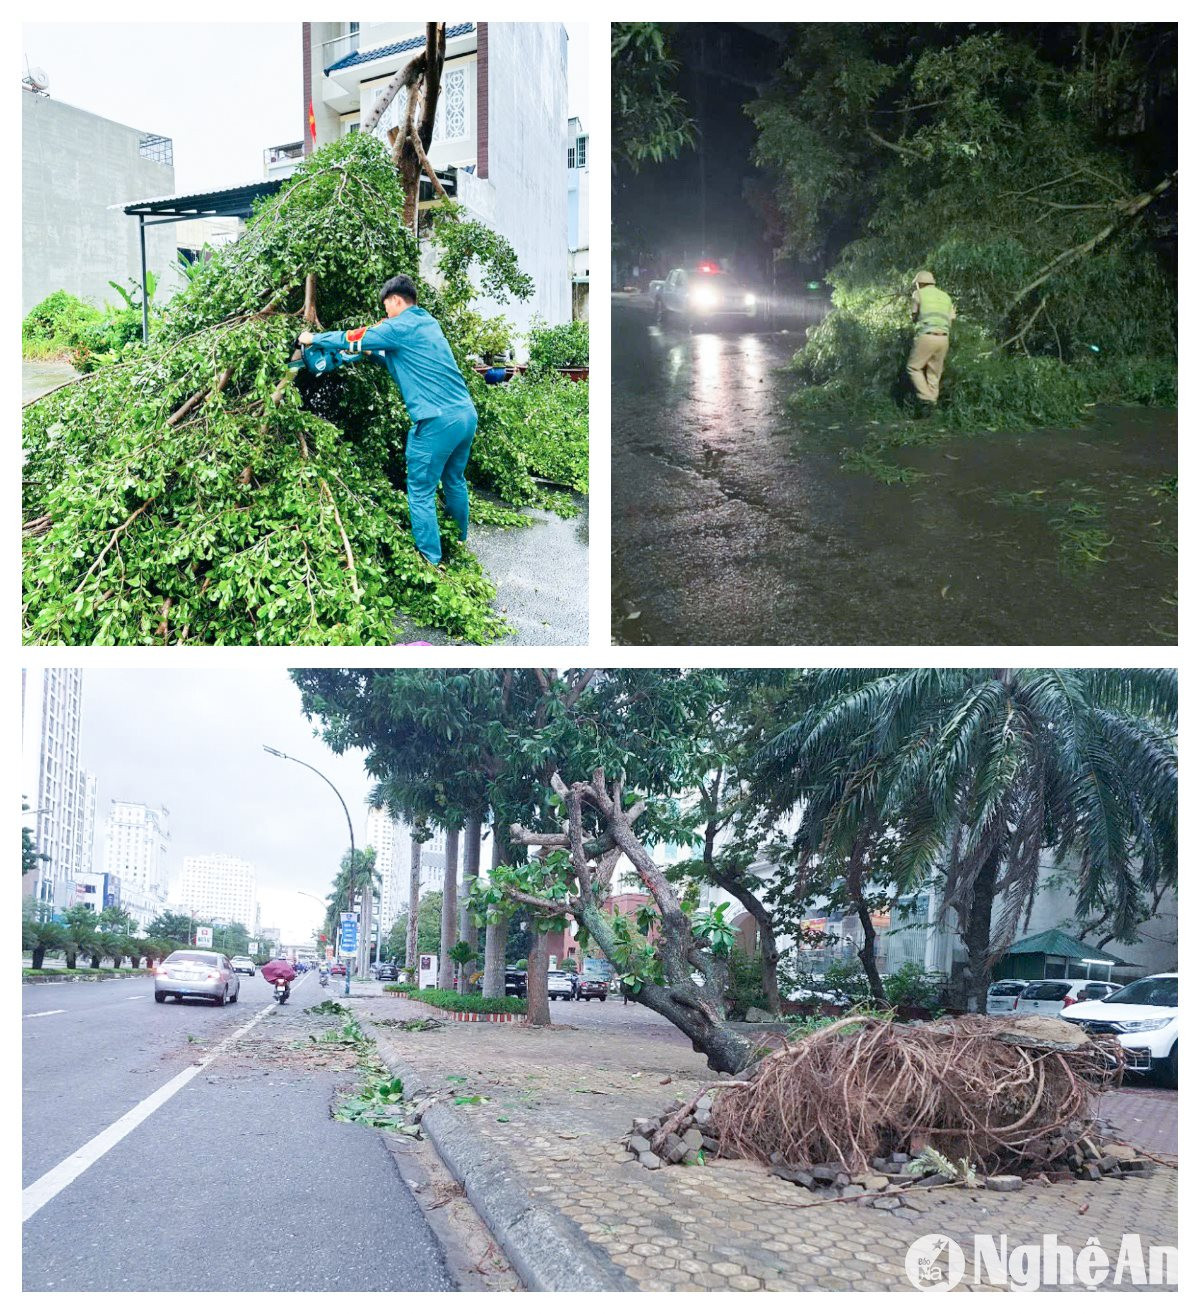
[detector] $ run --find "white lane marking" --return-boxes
[23,1010,66,1019]
[22,999,278,1223]
[126,995,146,1000]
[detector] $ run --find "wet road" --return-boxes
[611,295,1176,645]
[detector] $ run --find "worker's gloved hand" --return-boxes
[298,331,315,346]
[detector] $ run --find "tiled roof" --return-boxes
[326,23,475,74]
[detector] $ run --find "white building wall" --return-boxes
[458,23,569,337]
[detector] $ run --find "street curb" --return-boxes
[21,971,156,985]
[362,1019,632,1292]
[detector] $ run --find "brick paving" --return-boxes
[352,992,1177,1292]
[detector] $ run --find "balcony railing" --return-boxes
[264,142,304,169]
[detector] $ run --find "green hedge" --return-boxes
[384,985,526,1015]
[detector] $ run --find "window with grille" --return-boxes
[568,145,576,169]
[434,68,468,141]
[576,135,587,168]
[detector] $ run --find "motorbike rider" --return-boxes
[318,960,331,986]
[261,955,298,1003]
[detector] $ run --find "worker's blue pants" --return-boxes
[406,402,478,565]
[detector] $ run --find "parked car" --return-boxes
[985,979,1028,1014]
[229,956,257,977]
[1013,978,1117,1017]
[329,962,347,976]
[547,970,575,1001]
[154,951,240,1005]
[504,969,527,998]
[373,961,399,982]
[651,262,758,329]
[575,975,609,1002]
[1060,973,1178,1087]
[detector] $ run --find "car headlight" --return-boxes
[744,293,756,307]
[1118,1016,1174,1032]
[690,285,719,309]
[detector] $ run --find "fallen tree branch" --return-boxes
[1005,171,1177,314]
[74,498,155,593]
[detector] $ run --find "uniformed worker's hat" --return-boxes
[913,270,937,287]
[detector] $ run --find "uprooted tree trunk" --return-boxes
[508,771,754,1074]
[960,848,1003,1015]
[526,930,551,1026]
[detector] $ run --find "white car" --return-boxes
[1013,978,1118,1016]
[651,263,758,328]
[985,979,1028,1014]
[1060,973,1178,1087]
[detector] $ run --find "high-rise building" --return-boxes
[102,801,170,930]
[21,668,91,910]
[366,806,449,935]
[175,854,257,928]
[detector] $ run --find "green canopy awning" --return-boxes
[1004,928,1126,965]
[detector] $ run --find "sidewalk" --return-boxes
[348,993,1178,1293]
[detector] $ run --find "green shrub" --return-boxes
[383,981,416,993]
[22,291,102,360]
[725,949,771,1019]
[525,318,589,375]
[881,961,945,1010]
[397,987,526,1014]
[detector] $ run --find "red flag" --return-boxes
[307,101,317,142]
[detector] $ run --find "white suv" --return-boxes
[1060,973,1178,1087]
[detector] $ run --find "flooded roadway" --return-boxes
[611,295,1176,646]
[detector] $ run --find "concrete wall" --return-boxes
[23,93,182,315]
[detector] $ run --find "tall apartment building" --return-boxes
[21,669,93,910]
[102,801,170,930]
[175,854,257,928]
[366,806,449,934]
[303,21,569,336]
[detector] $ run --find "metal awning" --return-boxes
[123,179,283,221]
[121,181,286,341]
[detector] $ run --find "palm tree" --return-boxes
[758,669,1176,1012]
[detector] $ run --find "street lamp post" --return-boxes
[264,745,355,997]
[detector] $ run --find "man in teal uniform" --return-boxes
[299,274,477,566]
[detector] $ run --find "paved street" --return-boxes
[22,975,455,1291]
[611,293,1176,646]
[358,992,1178,1293]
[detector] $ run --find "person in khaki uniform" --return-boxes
[906,270,956,407]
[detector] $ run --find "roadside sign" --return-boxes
[248,940,258,954]
[339,920,358,954]
[195,926,213,948]
[418,953,437,989]
[325,946,334,960]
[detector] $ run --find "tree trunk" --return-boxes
[405,836,422,971]
[438,827,460,989]
[577,900,751,1073]
[90,953,101,969]
[482,826,508,998]
[32,946,46,970]
[962,849,1002,1013]
[359,884,372,978]
[708,868,783,1015]
[65,949,78,970]
[854,903,887,1003]
[458,814,481,993]
[526,929,551,1026]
